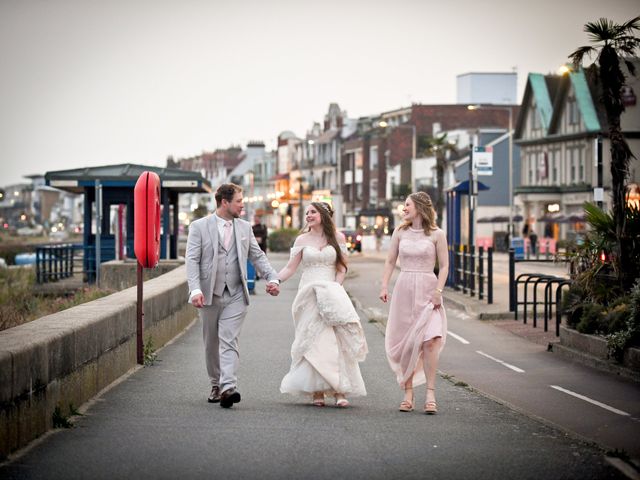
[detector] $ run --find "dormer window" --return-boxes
[532,105,541,130]
[568,97,579,125]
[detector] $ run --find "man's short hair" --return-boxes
[215,183,242,207]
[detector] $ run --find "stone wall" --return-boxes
[0,265,193,458]
[555,325,640,382]
[99,259,183,291]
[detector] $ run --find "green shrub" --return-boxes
[604,297,631,334]
[576,303,605,334]
[607,279,640,361]
[562,284,586,329]
[268,228,300,252]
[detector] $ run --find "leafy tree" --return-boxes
[569,16,640,291]
[419,133,457,224]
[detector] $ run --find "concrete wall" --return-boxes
[0,265,193,458]
[555,325,640,382]
[100,259,183,291]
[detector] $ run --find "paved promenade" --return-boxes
[0,252,628,479]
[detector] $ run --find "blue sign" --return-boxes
[511,237,525,260]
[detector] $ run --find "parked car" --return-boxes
[339,229,362,253]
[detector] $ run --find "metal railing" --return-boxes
[35,243,82,283]
[35,244,110,284]
[447,244,493,304]
[508,248,572,336]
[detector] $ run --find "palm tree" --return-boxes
[569,16,640,291]
[420,133,457,224]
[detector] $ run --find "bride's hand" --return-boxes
[379,287,389,303]
[432,290,442,307]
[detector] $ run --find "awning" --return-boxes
[477,214,523,224]
[449,180,490,193]
[538,213,565,223]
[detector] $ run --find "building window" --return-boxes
[569,149,576,183]
[568,98,579,125]
[528,154,534,184]
[532,106,541,130]
[578,148,584,182]
[552,150,558,184]
[370,146,378,171]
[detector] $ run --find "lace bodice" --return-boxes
[398,229,437,273]
[290,245,343,285]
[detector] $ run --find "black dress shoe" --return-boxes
[220,387,241,408]
[208,386,221,403]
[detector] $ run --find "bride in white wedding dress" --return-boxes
[276,202,368,407]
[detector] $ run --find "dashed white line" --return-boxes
[550,385,630,416]
[476,350,525,373]
[448,331,470,344]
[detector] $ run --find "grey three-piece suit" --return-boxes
[186,214,278,392]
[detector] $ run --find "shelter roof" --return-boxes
[45,163,211,194]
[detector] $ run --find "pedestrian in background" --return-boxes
[529,230,538,256]
[379,192,448,414]
[252,215,269,280]
[277,202,368,408]
[252,215,268,253]
[375,225,383,252]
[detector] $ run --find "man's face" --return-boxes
[222,191,244,218]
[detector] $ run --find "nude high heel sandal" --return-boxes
[424,387,437,414]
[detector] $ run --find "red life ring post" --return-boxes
[134,172,161,365]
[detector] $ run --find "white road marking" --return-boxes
[550,385,630,416]
[476,350,525,373]
[448,331,470,344]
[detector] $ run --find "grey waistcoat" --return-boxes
[213,231,242,297]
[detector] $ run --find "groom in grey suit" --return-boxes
[186,183,280,408]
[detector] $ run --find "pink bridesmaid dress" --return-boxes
[385,227,447,389]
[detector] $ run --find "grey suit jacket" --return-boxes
[185,215,278,305]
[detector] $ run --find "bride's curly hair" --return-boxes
[399,192,438,235]
[305,202,348,273]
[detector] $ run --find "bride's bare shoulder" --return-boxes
[293,232,311,246]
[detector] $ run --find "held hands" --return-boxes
[379,287,389,303]
[266,282,280,296]
[192,293,205,309]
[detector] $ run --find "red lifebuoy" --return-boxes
[134,171,161,268]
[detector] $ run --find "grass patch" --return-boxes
[454,381,469,387]
[144,335,159,366]
[0,267,113,331]
[52,405,73,429]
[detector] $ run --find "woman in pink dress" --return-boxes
[379,192,448,414]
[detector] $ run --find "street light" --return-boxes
[467,104,515,236]
[379,120,417,191]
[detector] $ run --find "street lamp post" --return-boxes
[467,104,514,236]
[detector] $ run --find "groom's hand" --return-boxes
[266,283,280,296]
[192,293,205,308]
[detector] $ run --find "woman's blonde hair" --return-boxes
[399,192,438,235]
[304,202,348,273]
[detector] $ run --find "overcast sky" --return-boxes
[1,0,638,187]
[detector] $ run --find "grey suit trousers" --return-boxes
[200,287,247,391]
